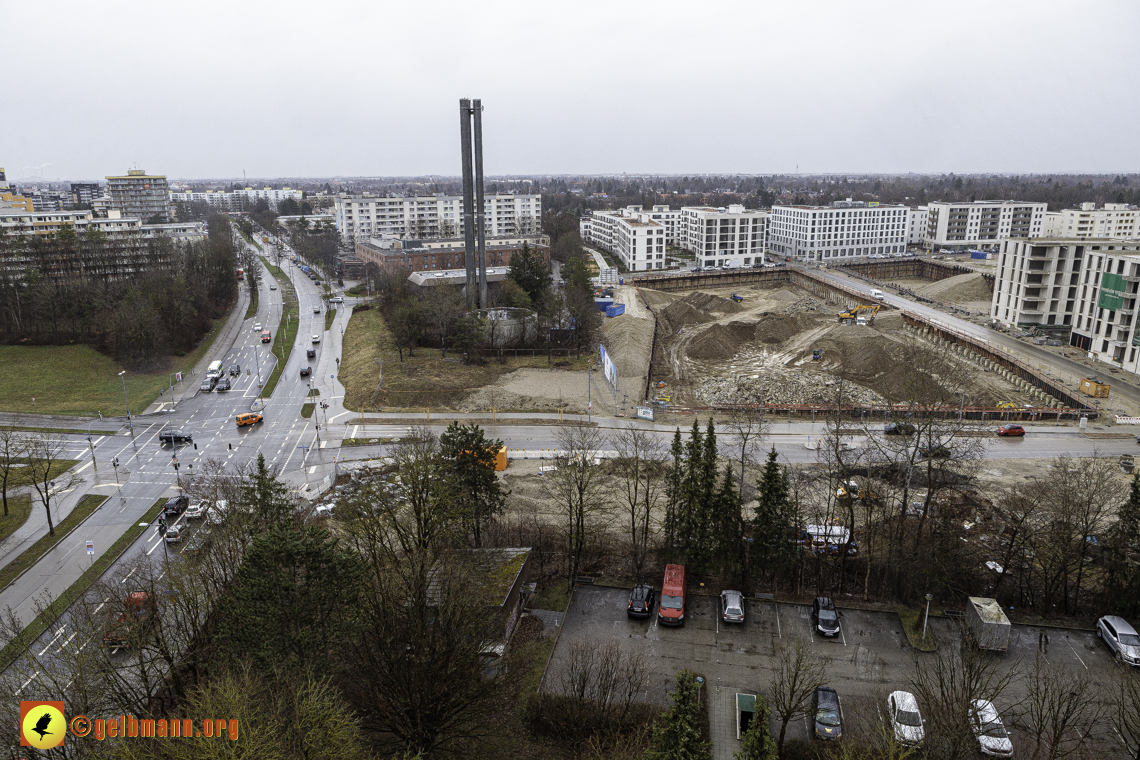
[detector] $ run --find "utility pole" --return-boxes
[587,358,593,424]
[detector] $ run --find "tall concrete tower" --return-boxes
[459,98,489,309]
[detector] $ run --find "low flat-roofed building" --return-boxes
[356,234,549,274]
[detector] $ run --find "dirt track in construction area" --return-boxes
[644,281,1040,409]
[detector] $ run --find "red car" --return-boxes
[996,425,1025,437]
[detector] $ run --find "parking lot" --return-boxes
[548,586,1124,758]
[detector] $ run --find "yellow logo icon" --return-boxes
[20,701,65,748]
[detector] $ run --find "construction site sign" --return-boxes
[600,345,618,391]
[1098,272,1127,311]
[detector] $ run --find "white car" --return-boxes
[184,503,206,520]
[270,284,277,290]
[1097,615,1140,665]
[311,334,321,344]
[969,699,1013,757]
[206,499,228,527]
[163,525,184,544]
[887,691,924,747]
[254,322,262,331]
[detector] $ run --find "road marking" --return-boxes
[840,624,847,646]
[1065,636,1089,670]
[122,567,136,582]
[94,602,105,613]
[39,629,64,655]
[60,631,77,650]
[16,671,39,695]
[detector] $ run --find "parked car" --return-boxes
[720,590,745,624]
[307,348,317,358]
[887,691,925,747]
[184,503,206,520]
[159,429,192,444]
[1097,615,1140,665]
[920,445,951,458]
[812,597,841,637]
[996,425,1025,437]
[813,686,843,741]
[658,564,686,627]
[199,378,215,392]
[300,366,312,377]
[884,422,916,435]
[215,376,231,391]
[627,584,656,618]
[229,364,241,376]
[164,525,184,544]
[311,334,321,344]
[969,699,1013,757]
[182,534,208,555]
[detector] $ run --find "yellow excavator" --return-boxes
[836,304,881,324]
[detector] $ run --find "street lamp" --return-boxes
[251,345,263,405]
[118,371,133,436]
[922,593,933,641]
[85,420,98,470]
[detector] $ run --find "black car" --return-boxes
[813,686,843,741]
[812,596,840,637]
[300,366,312,377]
[215,376,231,391]
[164,494,189,517]
[920,445,951,458]
[229,364,241,376]
[307,348,317,358]
[159,429,192,444]
[884,422,916,435]
[627,584,656,618]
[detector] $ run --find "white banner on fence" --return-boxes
[1115,415,1140,425]
[599,345,618,391]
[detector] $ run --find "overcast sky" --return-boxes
[5,0,1139,181]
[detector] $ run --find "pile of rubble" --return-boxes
[781,297,829,315]
[694,371,887,407]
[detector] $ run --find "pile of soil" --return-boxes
[696,371,887,407]
[601,315,653,378]
[687,322,758,361]
[660,300,714,334]
[917,273,993,304]
[682,291,744,314]
[754,312,818,344]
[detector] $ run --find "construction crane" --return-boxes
[836,304,881,324]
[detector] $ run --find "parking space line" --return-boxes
[1065,636,1089,670]
[774,603,782,639]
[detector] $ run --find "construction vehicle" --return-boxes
[812,349,822,361]
[655,381,668,388]
[996,402,1017,410]
[728,293,744,303]
[836,304,881,324]
[103,591,156,649]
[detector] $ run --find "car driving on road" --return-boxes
[215,376,231,391]
[199,378,214,392]
[311,334,321,344]
[163,525,184,544]
[307,348,316,358]
[995,424,1025,437]
[300,366,311,377]
[159,429,192,444]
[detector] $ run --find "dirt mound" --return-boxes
[686,321,757,361]
[660,301,713,334]
[754,312,814,344]
[601,315,653,378]
[638,288,678,309]
[916,273,993,304]
[681,291,743,314]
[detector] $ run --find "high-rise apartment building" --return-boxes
[923,200,1046,251]
[769,201,909,261]
[170,187,303,211]
[70,183,104,206]
[1043,203,1139,240]
[333,193,541,243]
[106,169,171,222]
[679,205,768,268]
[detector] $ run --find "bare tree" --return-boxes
[725,407,768,504]
[611,424,664,578]
[1016,653,1103,760]
[551,425,610,593]
[768,638,827,755]
[554,639,650,730]
[0,428,28,517]
[24,432,83,537]
[907,623,1017,760]
[1112,664,1140,760]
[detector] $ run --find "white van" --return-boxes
[206,360,224,379]
[871,289,885,300]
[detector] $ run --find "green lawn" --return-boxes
[324,307,337,331]
[300,403,315,419]
[898,605,939,651]
[0,494,32,547]
[244,282,259,320]
[260,257,299,398]
[0,312,226,416]
[4,458,79,490]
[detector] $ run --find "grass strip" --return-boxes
[532,584,571,613]
[340,437,396,447]
[897,605,938,651]
[0,426,117,436]
[0,494,109,588]
[300,403,315,419]
[324,307,337,331]
[0,497,166,670]
[4,459,79,490]
[0,494,32,547]
[307,388,320,397]
[259,257,299,398]
[244,283,259,321]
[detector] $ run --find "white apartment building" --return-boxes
[1046,203,1139,240]
[579,209,667,271]
[991,238,1140,365]
[924,200,1046,251]
[769,202,909,261]
[0,207,204,241]
[679,205,768,268]
[334,193,541,243]
[908,206,928,245]
[170,187,303,211]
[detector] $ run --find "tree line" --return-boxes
[0,213,238,364]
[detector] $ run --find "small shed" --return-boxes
[736,693,756,739]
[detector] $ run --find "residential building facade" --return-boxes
[0,208,203,241]
[1046,203,1139,240]
[924,200,1046,251]
[354,234,549,274]
[769,201,909,261]
[334,193,541,243]
[169,186,304,211]
[579,208,668,271]
[106,169,171,222]
[908,206,928,245]
[70,183,104,206]
[679,205,768,268]
[990,238,1140,365]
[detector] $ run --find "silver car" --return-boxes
[969,699,1013,757]
[887,690,924,747]
[720,590,744,623]
[1098,615,1140,665]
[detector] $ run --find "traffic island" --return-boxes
[897,605,939,651]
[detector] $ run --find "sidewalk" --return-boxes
[141,276,252,415]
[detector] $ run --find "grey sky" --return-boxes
[5,0,1139,180]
